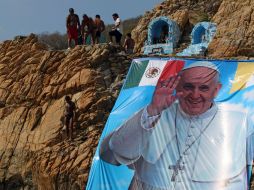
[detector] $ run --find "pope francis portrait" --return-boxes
[100,61,254,190]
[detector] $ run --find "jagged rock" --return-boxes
[0,34,131,190]
[209,0,254,57]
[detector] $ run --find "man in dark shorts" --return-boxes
[64,96,76,139]
[94,15,105,44]
[109,13,122,45]
[66,8,80,49]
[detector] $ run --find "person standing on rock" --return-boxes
[64,96,76,139]
[81,15,96,45]
[94,14,105,44]
[66,8,81,49]
[81,14,90,44]
[109,13,122,45]
[123,33,135,54]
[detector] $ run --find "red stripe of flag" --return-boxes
[157,60,185,84]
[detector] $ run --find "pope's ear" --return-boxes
[218,83,222,90]
[215,83,222,96]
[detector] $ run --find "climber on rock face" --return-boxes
[64,95,76,140]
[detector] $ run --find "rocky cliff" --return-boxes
[209,0,254,57]
[0,34,132,190]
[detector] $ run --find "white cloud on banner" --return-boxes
[220,102,247,112]
[221,101,254,123]
[243,89,254,102]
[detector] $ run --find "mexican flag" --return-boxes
[123,59,185,89]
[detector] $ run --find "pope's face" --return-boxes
[177,67,222,115]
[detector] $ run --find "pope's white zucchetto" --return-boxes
[182,61,220,73]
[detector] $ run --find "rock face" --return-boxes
[0,34,132,190]
[132,0,254,58]
[209,0,254,57]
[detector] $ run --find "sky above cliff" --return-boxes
[0,0,164,42]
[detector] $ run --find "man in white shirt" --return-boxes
[100,61,254,190]
[109,13,122,45]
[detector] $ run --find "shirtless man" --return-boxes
[66,8,80,49]
[123,33,135,54]
[94,15,105,44]
[64,96,76,139]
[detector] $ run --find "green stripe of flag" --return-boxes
[123,60,149,89]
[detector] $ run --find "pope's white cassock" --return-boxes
[100,102,254,190]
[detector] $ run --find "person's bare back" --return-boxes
[64,96,76,139]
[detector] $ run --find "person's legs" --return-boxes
[67,28,71,48]
[90,32,95,45]
[95,31,101,44]
[68,38,71,48]
[68,27,78,47]
[69,117,74,140]
[74,38,78,45]
[73,29,78,46]
[95,36,98,44]
[109,31,114,43]
[65,117,70,138]
[68,27,77,48]
[83,33,88,44]
[115,31,122,45]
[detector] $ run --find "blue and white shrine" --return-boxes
[177,22,217,56]
[143,16,180,55]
